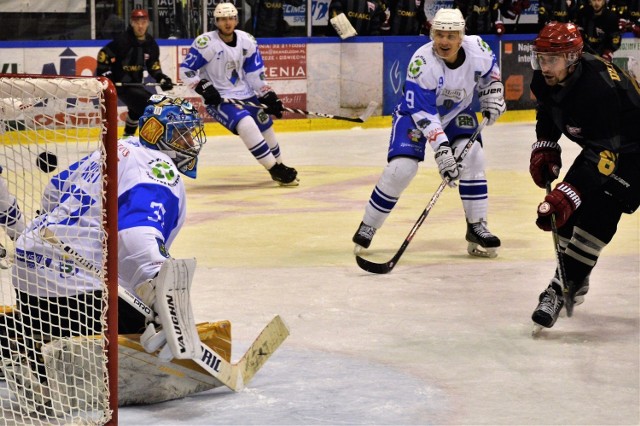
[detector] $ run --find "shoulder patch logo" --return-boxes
[408,56,427,78]
[147,158,180,186]
[195,35,211,49]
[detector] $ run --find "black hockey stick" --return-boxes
[355,116,489,274]
[223,98,378,123]
[545,181,573,317]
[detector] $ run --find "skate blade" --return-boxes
[467,243,498,258]
[276,178,300,187]
[531,323,545,336]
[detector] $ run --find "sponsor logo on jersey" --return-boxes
[408,128,422,142]
[147,158,180,186]
[597,150,617,176]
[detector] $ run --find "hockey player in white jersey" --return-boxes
[179,2,299,186]
[352,8,506,258]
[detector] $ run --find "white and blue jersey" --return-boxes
[179,30,274,134]
[13,138,186,297]
[388,35,501,161]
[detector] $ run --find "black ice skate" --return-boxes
[532,279,564,333]
[268,163,299,186]
[352,221,377,253]
[465,220,500,258]
[572,277,590,306]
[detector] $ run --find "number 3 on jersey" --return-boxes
[148,201,167,228]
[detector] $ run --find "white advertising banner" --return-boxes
[0,0,86,13]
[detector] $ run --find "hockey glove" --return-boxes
[529,140,562,188]
[536,182,581,231]
[158,74,174,91]
[259,91,285,118]
[601,50,613,63]
[434,142,460,185]
[478,81,506,125]
[195,79,221,106]
[494,20,505,35]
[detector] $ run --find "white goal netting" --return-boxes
[0,76,117,425]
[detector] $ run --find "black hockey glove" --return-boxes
[259,91,284,118]
[195,79,222,106]
[157,74,174,91]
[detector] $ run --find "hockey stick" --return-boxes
[40,227,289,391]
[545,181,573,317]
[114,82,184,87]
[355,116,489,274]
[223,98,378,123]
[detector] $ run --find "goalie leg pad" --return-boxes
[153,258,201,360]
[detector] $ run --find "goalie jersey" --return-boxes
[12,138,186,297]
[400,35,501,149]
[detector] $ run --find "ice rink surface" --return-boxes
[119,121,639,425]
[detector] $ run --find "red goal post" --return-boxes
[0,74,118,425]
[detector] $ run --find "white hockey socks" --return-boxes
[237,117,277,170]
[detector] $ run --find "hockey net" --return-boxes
[0,75,118,425]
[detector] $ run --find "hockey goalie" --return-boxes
[0,95,288,416]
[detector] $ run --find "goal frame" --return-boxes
[0,73,119,425]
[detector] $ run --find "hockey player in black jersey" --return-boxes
[529,22,640,330]
[96,9,174,137]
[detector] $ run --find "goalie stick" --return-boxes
[223,98,378,123]
[355,116,489,274]
[40,227,289,391]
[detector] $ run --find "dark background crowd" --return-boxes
[0,0,636,61]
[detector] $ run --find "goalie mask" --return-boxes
[531,22,583,71]
[139,95,206,179]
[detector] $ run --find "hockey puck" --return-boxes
[36,151,57,173]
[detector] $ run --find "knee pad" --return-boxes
[378,157,419,196]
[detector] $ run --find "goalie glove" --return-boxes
[434,142,460,186]
[330,13,358,40]
[478,81,506,125]
[529,140,562,188]
[536,182,581,231]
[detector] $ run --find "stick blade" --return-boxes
[358,101,378,122]
[355,255,393,274]
[236,315,290,387]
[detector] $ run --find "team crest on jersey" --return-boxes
[156,237,170,258]
[147,158,180,187]
[408,56,427,78]
[195,34,211,49]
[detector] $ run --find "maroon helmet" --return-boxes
[131,9,149,20]
[531,22,583,69]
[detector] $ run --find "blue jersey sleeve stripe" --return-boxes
[118,183,181,241]
[243,50,264,73]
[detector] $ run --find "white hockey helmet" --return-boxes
[214,2,238,19]
[430,8,466,39]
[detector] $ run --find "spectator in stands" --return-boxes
[456,0,506,35]
[96,9,174,137]
[383,0,421,35]
[538,0,580,29]
[577,0,622,61]
[326,0,388,36]
[612,0,640,36]
[246,0,304,37]
[417,0,437,34]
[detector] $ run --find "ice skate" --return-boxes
[465,220,500,258]
[531,279,564,334]
[352,221,377,254]
[268,163,299,186]
[0,242,8,269]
